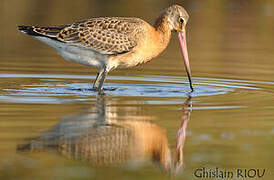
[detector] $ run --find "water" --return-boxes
[0,0,274,180]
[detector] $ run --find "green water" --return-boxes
[0,0,273,179]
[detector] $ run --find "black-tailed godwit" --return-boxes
[18,4,193,92]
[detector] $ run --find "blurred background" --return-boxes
[1,0,274,80]
[0,0,274,180]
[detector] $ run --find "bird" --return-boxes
[18,4,193,92]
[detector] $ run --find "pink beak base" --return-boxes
[177,31,194,92]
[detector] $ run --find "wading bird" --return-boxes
[18,4,193,92]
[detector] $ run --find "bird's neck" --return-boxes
[153,13,172,49]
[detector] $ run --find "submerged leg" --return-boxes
[97,69,108,93]
[93,69,105,90]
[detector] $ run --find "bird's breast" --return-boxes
[107,26,171,70]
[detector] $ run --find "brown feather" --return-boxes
[56,17,146,54]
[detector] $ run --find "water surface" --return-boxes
[0,0,274,180]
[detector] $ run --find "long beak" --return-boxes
[177,31,194,92]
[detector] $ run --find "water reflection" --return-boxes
[17,95,192,175]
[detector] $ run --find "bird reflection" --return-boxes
[17,95,192,175]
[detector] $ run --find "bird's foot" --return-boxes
[93,87,98,92]
[98,90,105,95]
[93,87,105,95]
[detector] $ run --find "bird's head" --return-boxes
[165,5,193,91]
[166,5,189,33]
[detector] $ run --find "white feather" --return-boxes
[33,36,108,69]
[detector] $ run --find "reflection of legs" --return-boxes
[93,69,105,90]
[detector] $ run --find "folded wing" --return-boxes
[19,17,144,55]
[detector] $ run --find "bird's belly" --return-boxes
[56,47,106,69]
[34,36,107,69]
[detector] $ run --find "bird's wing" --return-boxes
[53,17,144,55]
[19,18,145,55]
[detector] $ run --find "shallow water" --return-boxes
[0,0,274,180]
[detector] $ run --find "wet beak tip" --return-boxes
[190,85,194,92]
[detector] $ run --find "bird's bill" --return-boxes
[177,31,193,92]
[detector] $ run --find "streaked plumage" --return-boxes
[18,4,193,92]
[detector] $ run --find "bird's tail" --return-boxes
[18,25,40,36]
[17,24,69,39]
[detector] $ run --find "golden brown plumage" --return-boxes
[18,4,193,92]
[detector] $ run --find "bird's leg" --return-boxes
[97,69,108,93]
[93,69,105,91]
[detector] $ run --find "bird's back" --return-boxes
[18,17,147,55]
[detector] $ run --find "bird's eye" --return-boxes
[179,17,184,24]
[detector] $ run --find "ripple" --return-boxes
[0,74,271,104]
